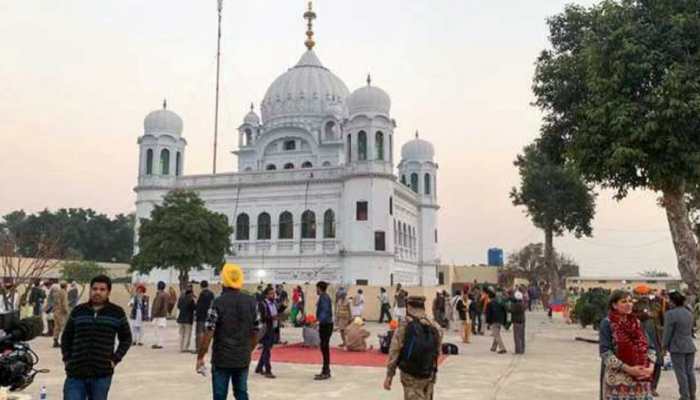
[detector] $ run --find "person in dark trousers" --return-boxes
[663,291,697,400]
[61,275,132,400]
[485,289,508,354]
[315,281,333,380]
[29,279,46,317]
[177,286,196,353]
[510,291,526,354]
[255,286,278,379]
[197,264,259,400]
[378,287,392,323]
[468,293,479,335]
[195,280,215,354]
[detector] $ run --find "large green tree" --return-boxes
[511,140,596,298]
[533,1,700,292]
[0,208,134,262]
[132,190,233,290]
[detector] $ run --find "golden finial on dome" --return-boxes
[303,2,317,50]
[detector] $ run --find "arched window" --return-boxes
[410,173,419,193]
[235,213,250,241]
[301,210,316,239]
[278,211,293,239]
[323,209,336,238]
[358,131,367,161]
[244,167,253,171]
[399,222,404,246]
[266,164,277,171]
[160,149,170,175]
[403,224,408,248]
[245,129,253,146]
[175,152,182,176]
[401,175,406,185]
[347,134,352,162]
[284,163,294,170]
[325,121,336,141]
[389,196,393,215]
[412,227,417,252]
[376,131,384,160]
[424,173,431,195]
[389,134,393,163]
[257,212,271,240]
[146,149,153,175]
[301,161,313,168]
[322,161,332,167]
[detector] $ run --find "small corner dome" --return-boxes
[243,106,260,126]
[347,78,391,115]
[401,134,435,161]
[144,105,183,136]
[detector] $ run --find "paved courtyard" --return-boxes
[22,311,688,399]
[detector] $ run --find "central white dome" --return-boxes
[260,50,350,123]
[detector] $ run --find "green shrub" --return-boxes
[574,289,609,330]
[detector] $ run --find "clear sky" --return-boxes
[0,0,677,277]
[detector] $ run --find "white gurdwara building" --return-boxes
[134,7,440,286]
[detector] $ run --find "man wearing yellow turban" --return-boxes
[197,263,260,400]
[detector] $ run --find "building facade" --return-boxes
[133,8,440,286]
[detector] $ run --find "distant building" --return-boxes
[565,276,683,292]
[487,248,504,267]
[437,265,500,291]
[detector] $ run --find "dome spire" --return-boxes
[303,2,317,50]
[163,98,167,110]
[250,102,254,111]
[415,130,419,139]
[366,73,372,86]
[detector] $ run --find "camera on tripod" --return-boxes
[0,312,46,392]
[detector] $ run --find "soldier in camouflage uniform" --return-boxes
[384,296,442,400]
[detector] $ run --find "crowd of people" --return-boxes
[31,267,700,400]
[48,270,555,400]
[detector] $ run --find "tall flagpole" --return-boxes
[212,0,223,175]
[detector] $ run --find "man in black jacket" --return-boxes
[195,280,215,354]
[61,275,132,400]
[485,289,508,354]
[197,264,259,400]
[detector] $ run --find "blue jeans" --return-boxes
[64,376,112,400]
[212,366,249,400]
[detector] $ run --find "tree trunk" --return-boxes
[662,187,699,294]
[178,268,189,293]
[544,227,562,301]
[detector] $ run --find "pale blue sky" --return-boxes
[0,1,676,276]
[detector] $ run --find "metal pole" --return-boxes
[212,0,223,175]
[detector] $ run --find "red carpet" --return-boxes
[252,342,447,368]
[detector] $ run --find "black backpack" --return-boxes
[398,319,440,379]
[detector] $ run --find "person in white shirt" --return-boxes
[351,289,365,319]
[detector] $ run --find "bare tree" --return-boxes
[0,232,64,306]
